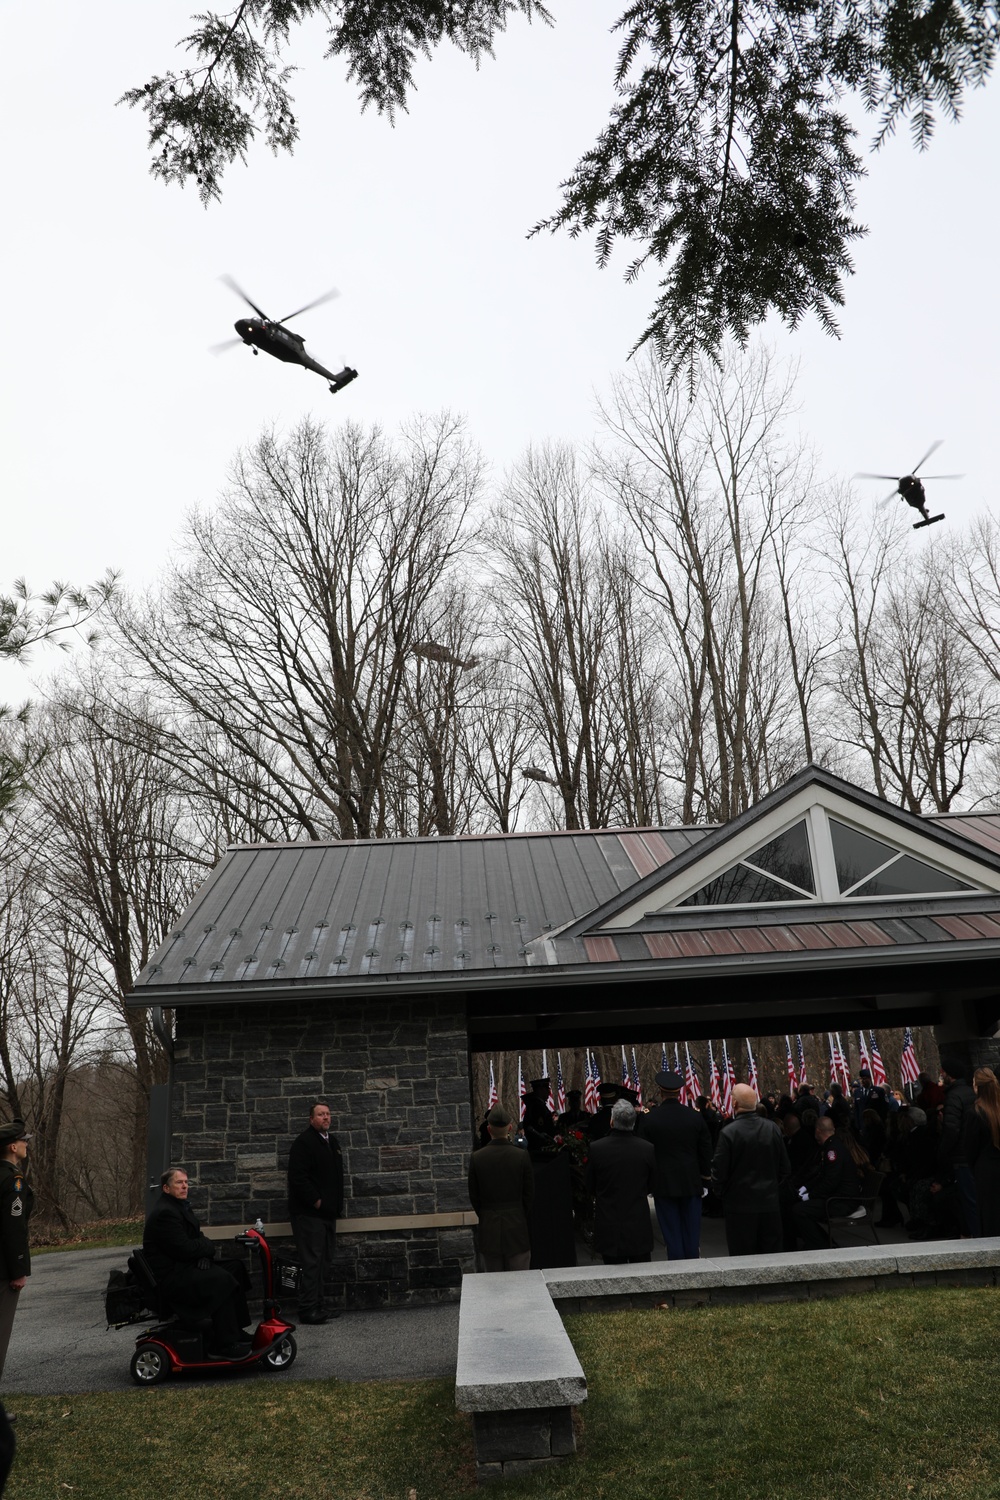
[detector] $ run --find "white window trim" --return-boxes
[600,786,997,928]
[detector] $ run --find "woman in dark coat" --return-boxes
[143,1168,251,1356]
[965,1069,1000,1237]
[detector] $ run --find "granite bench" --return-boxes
[456,1237,1000,1483]
[455,1270,587,1484]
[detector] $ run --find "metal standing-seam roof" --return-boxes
[135,825,713,993]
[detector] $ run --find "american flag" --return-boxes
[900,1027,921,1086]
[785,1035,798,1094]
[797,1033,808,1087]
[828,1033,839,1086]
[746,1038,760,1098]
[684,1043,701,1105]
[518,1054,525,1121]
[708,1041,723,1113]
[621,1045,630,1092]
[836,1032,851,1091]
[488,1059,498,1111]
[583,1051,597,1114]
[541,1049,555,1113]
[857,1030,872,1079]
[869,1031,888,1088]
[555,1052,567,1115]
[661,1043,669,1075]
[630,1047,643,1108]
[721,1040,734,1115]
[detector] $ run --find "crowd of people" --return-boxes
[470,1056,1000,1270]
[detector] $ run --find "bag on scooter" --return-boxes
[105,1267,156,1328]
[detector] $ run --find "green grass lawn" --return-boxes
[8,1286,1000,1499]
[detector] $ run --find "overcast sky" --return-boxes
[2,1,998,666]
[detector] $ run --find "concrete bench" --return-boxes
[456,1238,1000,1482]
[542,1237,1000,1312]
[455,1271,586,1483]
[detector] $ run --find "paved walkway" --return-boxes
[4,1209,911,1396]
[4,1247,459,1396]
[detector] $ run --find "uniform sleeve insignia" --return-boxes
[13,1177,21,1191]
[826,1149,837,1161]
[11,1197,22,1217]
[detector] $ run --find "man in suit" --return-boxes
[640,1070,712,1260]
[143,1168,252,1358]
[587,1099,656,1264]
[712,1083,791,1255]
[287,1100,345,1323]
[468,1105,534,1271]
[586,1081,620,1142]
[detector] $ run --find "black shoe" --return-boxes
[320,1307,342,1320]
[298,1311,328,1325]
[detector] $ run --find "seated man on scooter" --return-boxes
[143,1168,252,1359]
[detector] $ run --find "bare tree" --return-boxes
[25,685,200,1205]
[598,346,824,822]
[113,416,481,840]
[488,444,650,829]
[823,503,994,812]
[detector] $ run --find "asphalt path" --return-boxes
[4,1247,459,1396]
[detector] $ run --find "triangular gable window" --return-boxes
[679,821,813,906]
[673,814,975,909]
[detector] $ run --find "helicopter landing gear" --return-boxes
[913,514,945,530]
[252,348,258,356]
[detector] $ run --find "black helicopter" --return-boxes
[855,441,962,529]
[213,276,358,394]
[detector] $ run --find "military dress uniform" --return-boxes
[0,1148,33,1381]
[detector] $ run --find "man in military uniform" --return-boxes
[468,1105,534,1271]
[521,1078,557,1145]
[557,1090,588,1131]
[0,1119,33,1385]
[586,1081,620,1142]
[792,1116,862,1249]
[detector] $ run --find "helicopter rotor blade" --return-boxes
[855,472,901,481]
[919,473,964,481]
[209,336,244,355]
[910,440,943,475]
[220,274,271,322]
[878,488,900,509]
[279,288,340,324]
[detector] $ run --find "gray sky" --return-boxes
[2,1,998,626]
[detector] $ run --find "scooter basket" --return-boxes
[105,1267,157,1328]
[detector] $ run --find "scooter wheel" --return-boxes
[131,1342,170,1385]
[262,1334,297,1371]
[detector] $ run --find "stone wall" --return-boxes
[170,993,476,1307]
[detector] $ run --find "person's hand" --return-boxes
[313,1198,321,1209]
[10,1277,26,1291]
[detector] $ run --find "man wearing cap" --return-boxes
[586,1082,620,1142]
[468,1106,535,1271]
[640,1070,712,1260]
[587,1100,656,1263]
[712,1083,790,1256]
[0,1119,33,1384]
[521,1078,557,1144]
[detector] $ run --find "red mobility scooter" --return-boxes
[109,1221,297,1385]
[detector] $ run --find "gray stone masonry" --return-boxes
[170,996,476,1308]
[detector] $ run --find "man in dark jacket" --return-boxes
[712,1084,790,1255]
[588,1100,656,1264]
[640,1070,712,1260]
[791,1116,863,1249]
[0,1118,33,1396]
[933,1061,977,1235]
[287,1100,345,1323]
[468,1105,534,1271]
[143,1169,251,1357]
